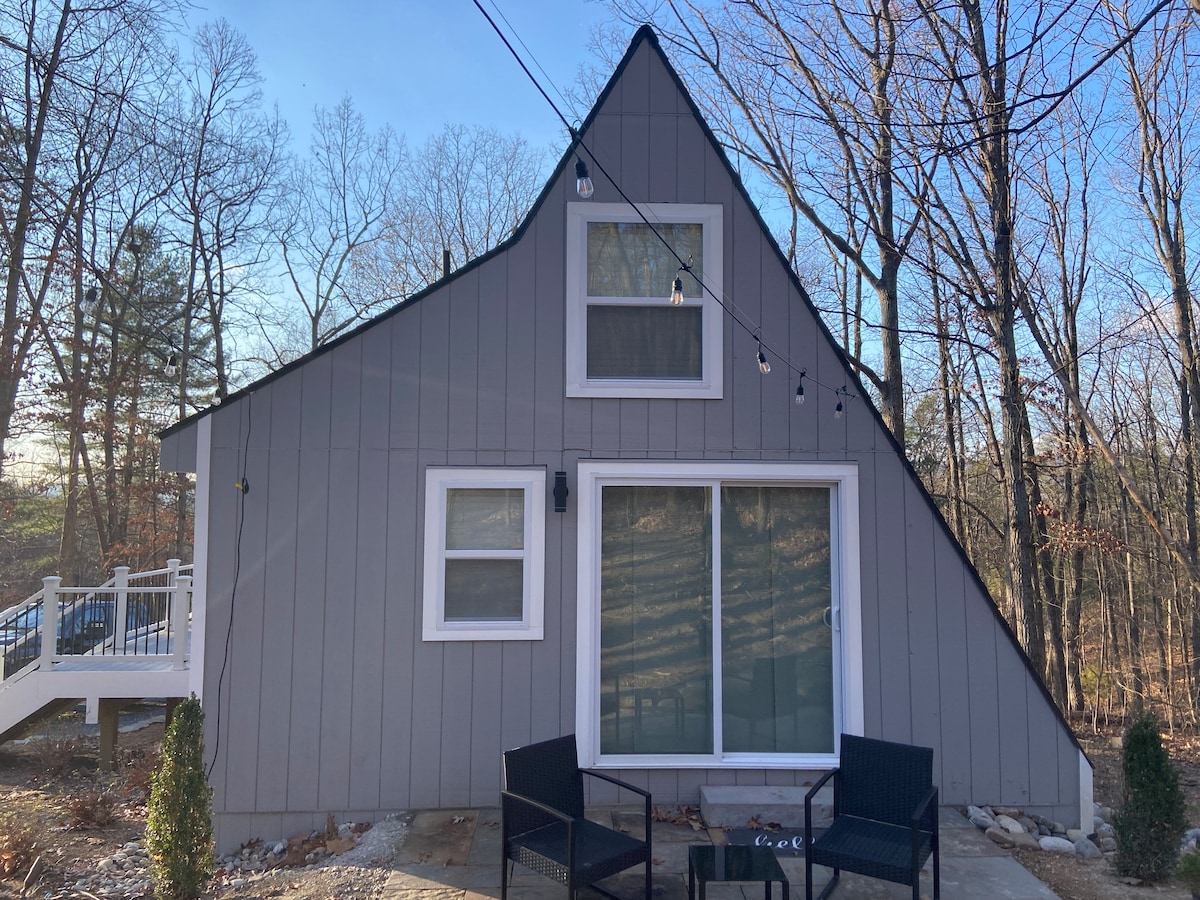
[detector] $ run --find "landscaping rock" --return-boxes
[1075,838,1103,859]
[1039,836,1076,854]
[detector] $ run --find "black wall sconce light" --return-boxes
[553,471,569,512]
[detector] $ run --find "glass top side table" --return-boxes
[688,844,790,900]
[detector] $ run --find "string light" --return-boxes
[474,1,859,419]
[670,256,692,306]
[81,286,97,314]
[575,158,594,199]
[164,351,178,378]
[670,276,684,306]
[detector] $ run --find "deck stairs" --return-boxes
[0,561,193,744]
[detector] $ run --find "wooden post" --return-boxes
[113,566,130,654]
[98,698,123,772]
[172,576,191,670]
[40,576,60,668]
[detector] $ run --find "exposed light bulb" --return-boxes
[834,400,844,419]
[670,276,685,306]
[575,158,594,199]
[795,384,806,405]
[81,286,97,313]
[164,351,178,378]
[757,346,770,375]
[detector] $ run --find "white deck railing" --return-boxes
[1,560,193,683]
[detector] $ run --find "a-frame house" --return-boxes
[160,26,1090,851]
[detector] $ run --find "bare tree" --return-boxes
[277,96,404,352]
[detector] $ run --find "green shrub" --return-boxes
[144,695,213,899]
[1113,710,1188,883]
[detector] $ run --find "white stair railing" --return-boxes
[1,560,194,684]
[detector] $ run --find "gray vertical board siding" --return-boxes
[1057,724,1083,818]
[647,400,678,454]
[408,450,447,808]
[418,293,451,451]
[703,142,734,452]
[438,641,475,806]
[288,448,330,811]
[270,370,304,449]
[872,450,913,742]
[996,639,1032,805]
[390,308,422,449]
[932,524,972,804]
[534,205,566,451]
[1027,673,1062,802]
[447,269,480,451]
[349,448,389,810]
[360,323,392,450]
[379,450,419,808]
[854,453,883,734]
[963,580,1002,803]
[203,443,242,807]
[476,256,509,450]
[330,340,362,449]
[731,195,763,450]
[158,426,197,472]
[903,477,941,755]
[620,40,651,115]
[675,106,708,205]
[300,353,333,449]
[224,446,270,813]
[620,111,650,204]
[620,400,649,451]
[469,641,504,806]
[648,114,678,203]
[506,222,538,452]
[646,769,678,804]
[256,446,299,811]
[499,641,534,758]
[592,400,621,453]
[758,239,791,452]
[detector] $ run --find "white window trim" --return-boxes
[574,460,863,769]
[422,467,546,641]
[565,202,724,399]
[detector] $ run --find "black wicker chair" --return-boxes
[501,734,652,900]
[804,734,939,900]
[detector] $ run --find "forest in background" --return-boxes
[3,0,1200,729]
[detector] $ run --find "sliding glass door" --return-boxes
[592,471,839,761]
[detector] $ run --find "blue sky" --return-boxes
[189,1,614,150]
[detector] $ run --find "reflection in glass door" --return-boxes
[598,482,835,757]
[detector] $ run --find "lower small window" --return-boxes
[423,469,545,641]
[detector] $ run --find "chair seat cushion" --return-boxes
[809,815,933,885]
[509,818,649,885]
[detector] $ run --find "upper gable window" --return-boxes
[566,203,723,398]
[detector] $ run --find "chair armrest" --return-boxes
[583,770,652,844]
[584,769,651,799]
[804,767,837,805]
[501,789,574,832]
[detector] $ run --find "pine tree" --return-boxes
[145,695,214,899]
[1113,710,1188,883]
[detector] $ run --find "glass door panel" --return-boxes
[720,486,834,754]
[600,485,713,754]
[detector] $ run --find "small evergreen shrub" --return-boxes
[1113,710,1188,883]
[145,695,213,899]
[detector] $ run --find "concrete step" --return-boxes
[699,785,834,829]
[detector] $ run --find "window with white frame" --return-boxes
[574,461,863,769]
[423,468,545,641]
[566,203,723,398]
